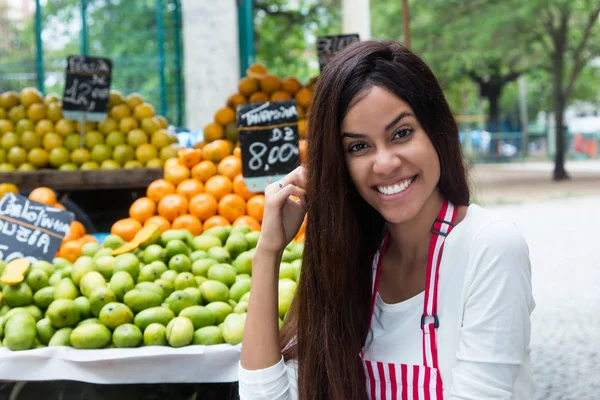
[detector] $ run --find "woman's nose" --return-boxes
[372,149,401,175]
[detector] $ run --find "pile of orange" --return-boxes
[197,63,311,165]
[23,187,98,262]
[110,148,266,241]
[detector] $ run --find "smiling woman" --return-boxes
[238,40,535,400]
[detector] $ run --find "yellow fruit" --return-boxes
[227,94,247,111]
[35,119,54,136]
[43,133,63,150]
[0,148,5,163]
[156,115,168,129]
[20,130,42,150]
[63,134,81,151]
[58,162,78,171]
[55,119,75,136]
[203,123,224,143]
[17,162,36,171]
[8,105,26,123]
[124,160,144,169]
[119,117,139,134]
[295,88,312,109]
[112,144,135,165]
[44,93,61,105]
[214,108,236,127]
[80,161,100,170]
[0,163,15,171]
[271,90,292,102]
[125,93,144,110]
[238,77,259,97]
[0,119,14,134]
[105,131,126,147]
[70,148,90,166]
[20,87,43,107]
[109,104,132,121]
[101,160,121,169]
[127,129,149,147]
[27,103,46,122]
[146,158,163,168]
[46,102,63,122]
[84,131,104,150]
[0,91,19,109]
[1,132,19,149]
[259,74,282,95]
[246,62,269,79]
[0,183,18,198]
[27,148,49,168]
[249,92,269,104]
[109,90,124,107]
[98,117,118,134]
[140,117,160,134]
[134,103,155,120]
[135,144,158,164]
[15,119,34,135]
[7,147,27,167]
[48,147,70,168]
[159,145,178,161]
[164,163,190,186]
[202,140,231,163]
[151,130,171,148]
[90,143,113,164]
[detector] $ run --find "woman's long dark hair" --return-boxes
[279,40,470,400]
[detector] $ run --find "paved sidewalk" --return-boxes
[489,196,600,400]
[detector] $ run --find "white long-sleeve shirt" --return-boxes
[238,204,537,399]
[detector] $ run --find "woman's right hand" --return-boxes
[256,166,308,254]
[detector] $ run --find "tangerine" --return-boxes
[129,197,157,223]
[157,194,189,222]
[191,160,217,183]
[233,215,261,231]
[203,123,224,143]
[177,148,203,168]
[246,194,265,222]
[217,156,242,180]
[205,175,232,201]
[29,187,57,206]
[214,107,236,127]
[172,214,203,236]
[202,215,230,231]
[188,193,218,221]
[232,175,254,201]
[147,179,176,203]
[111,218,143,242]
[144,215,171,233]
[202,140,231,163]
[164,163,190,186]
[58,240,83,263]
[217,193,246,223]
[176,178,204,200]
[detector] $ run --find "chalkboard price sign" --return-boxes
[62,55,113,122]
[317,34,360,71]
[237,100,301,193]
[0,193,75,263]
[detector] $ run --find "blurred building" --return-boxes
[0,0,34,49]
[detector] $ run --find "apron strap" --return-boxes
[422,200,456,368]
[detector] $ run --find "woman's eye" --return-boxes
[393,128,414,139]
[348,142,368,153]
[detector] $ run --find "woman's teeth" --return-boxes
[376,176,415,195]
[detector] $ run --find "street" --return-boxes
[490,195,600,400]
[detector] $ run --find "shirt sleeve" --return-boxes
[238,356,299,400]
[449,220,536,399]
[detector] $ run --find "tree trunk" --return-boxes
[551,42,569,180]
[486,85,502,159]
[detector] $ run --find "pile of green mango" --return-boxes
[0,224,303,351]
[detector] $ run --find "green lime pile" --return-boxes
[0,225,303,351]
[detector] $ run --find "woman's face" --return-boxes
[341,85,441,225]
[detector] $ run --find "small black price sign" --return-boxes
[0,193,75,263]
[62,55,113,122]
[317,33,360,71]
[237,100,301,193]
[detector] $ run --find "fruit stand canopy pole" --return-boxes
[237,0,255,78]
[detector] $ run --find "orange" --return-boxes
[232,175,254,201]
[299,139,307,164]
[172,214,203,236]
[68,220,86,240]
[249,92,269,104]
[188,193,218,221]
[214,107,236,126]
[164,158,182,169]
[233,147,241,159]
[297,105,305,119]
[203,123,224,142]
[238,77,259,97]
[147,179,176,203]
[246,63,268,79]
[295,88,312,109]
[53,203,66,211]
[246,194,265,222]
[129,197,157,223]
[298,119,307,139]
[176,178,204,200]
[58,240,83,263]
[233,215,261,231]
[29,187,57,206]
[80,234,97,245]
[205,175,232,201]
[164,163,190,186]
[111,218,143,242]
[157,193,189,222]
[217,156,242,180]
[227,94,247,111]
[202,140,231,163]
[203,215,230,231]
[178,148,203,168]
[282,77,302,95]
[144,215,171,233]
[217,193,246,223]
[259,75,282,95]
[271,90,292,102]
[191,160,217,183]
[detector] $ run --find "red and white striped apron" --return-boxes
[361,200,457,400]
